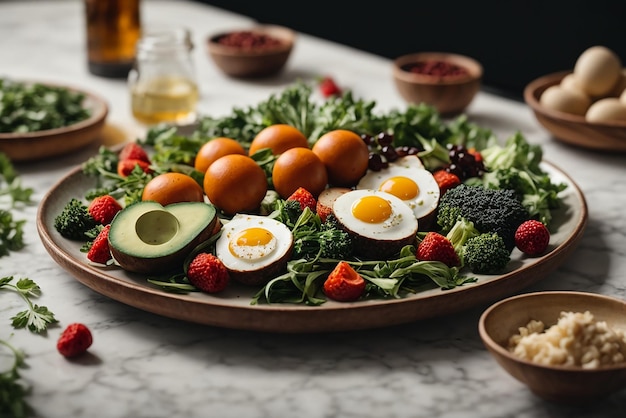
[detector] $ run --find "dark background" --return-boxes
[196,1,626,100]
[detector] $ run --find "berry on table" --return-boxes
[57,323,93,358]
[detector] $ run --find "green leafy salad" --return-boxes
[79,81,567,305]
[0,78,91,133]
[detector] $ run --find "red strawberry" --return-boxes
[57,323,93,358]
[187,253,230,293]
[319,76,342,98]
[323,261,366,302]
[432,170,461,196]
[287,187,317,212]
[416,231,460,267]
[117,159,152,177]
[515,219,550,256]
[88,195,122,225]
[87,224,112,264]
[119,142,150,164]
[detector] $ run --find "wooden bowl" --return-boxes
[524,71,626,152]
[206,25,295,78]
[392,52,482,116]
[479,291,626,404]
[0,81,108,162]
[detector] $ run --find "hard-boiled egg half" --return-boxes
[332,189,419,259]
[356,155,440,225]
[215,214,294,286]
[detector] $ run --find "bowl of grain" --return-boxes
[479,291,626,404]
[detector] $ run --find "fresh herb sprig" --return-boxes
[1,276,58,333]
[0,152,33,257]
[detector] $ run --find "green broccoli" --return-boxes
[463,232,510,274]
[436,183,529,251]
[318,214,353,259]
[54,198,98,241]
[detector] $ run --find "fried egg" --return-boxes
[215,214,294,286]
[356,155,440,222]
[332,189,418,259]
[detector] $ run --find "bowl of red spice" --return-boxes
[392,52,483,116]
[206,25,296,78]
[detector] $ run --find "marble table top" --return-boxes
[1,1,625,417]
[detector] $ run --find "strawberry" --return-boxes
[117,158,152,177]
[88,195,122,225]
[515,219,550,256]
[119,142,150,164]
[287,187,317,212]
[416,231,460,267]
[323,261,366,302]
[57,323,93,358]
[319,76,342,98]
[432,170,461,196]
[187,253,230,293]
[87,224,112,264]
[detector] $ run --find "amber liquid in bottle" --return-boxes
[131,76,199,125]
[85,0,141,78]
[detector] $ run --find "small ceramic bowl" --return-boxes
[392,52,482,116]
[479,291,626,404]
[206,25,295,78]
[524,71,626,152]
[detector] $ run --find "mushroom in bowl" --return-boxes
[392,52,482,116]
[206,25,295,78]
[479,291,626,404]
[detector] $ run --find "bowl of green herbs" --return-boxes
[0,78,108,162]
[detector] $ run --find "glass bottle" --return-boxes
[85,0,141,78]
[128,27,199,125]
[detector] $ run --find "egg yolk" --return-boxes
[378,176,419,201]
[228,227,276,260]
[351,195,392,223]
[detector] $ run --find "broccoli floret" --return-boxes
[463,232,510,274]
[270,198,303,227]
[318,214,353,259]
[54,198,97,241]
[436,183,529,251]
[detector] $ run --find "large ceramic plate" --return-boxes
[37,162,587,333]
[0,80,108,162]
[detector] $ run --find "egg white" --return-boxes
[356,155,440,221]
[215,214,293,276]
[332,189,418,243]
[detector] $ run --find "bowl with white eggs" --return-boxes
[524,45,626,152]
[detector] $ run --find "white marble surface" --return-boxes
[1,1,625,417]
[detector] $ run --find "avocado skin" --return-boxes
[108,201,218,275]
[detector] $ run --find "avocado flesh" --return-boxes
[108,201,217,275]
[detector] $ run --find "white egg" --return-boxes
[332,189,419,259]
[356,155,440,221]
[215,214,293,286]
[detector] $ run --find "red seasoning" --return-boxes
[402,60,470,77]
[216,31,284,50]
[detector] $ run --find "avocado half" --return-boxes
[108,200,218,275]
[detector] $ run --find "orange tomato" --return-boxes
[203,154,268,215]
[248,124,309,156]
[312,129,369,187]
[194,137,246,173]
[142,172,205,205]
[272,147,328,198]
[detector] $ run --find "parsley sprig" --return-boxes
[1,277,58,333]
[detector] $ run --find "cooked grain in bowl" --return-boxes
[508,311,626,369]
